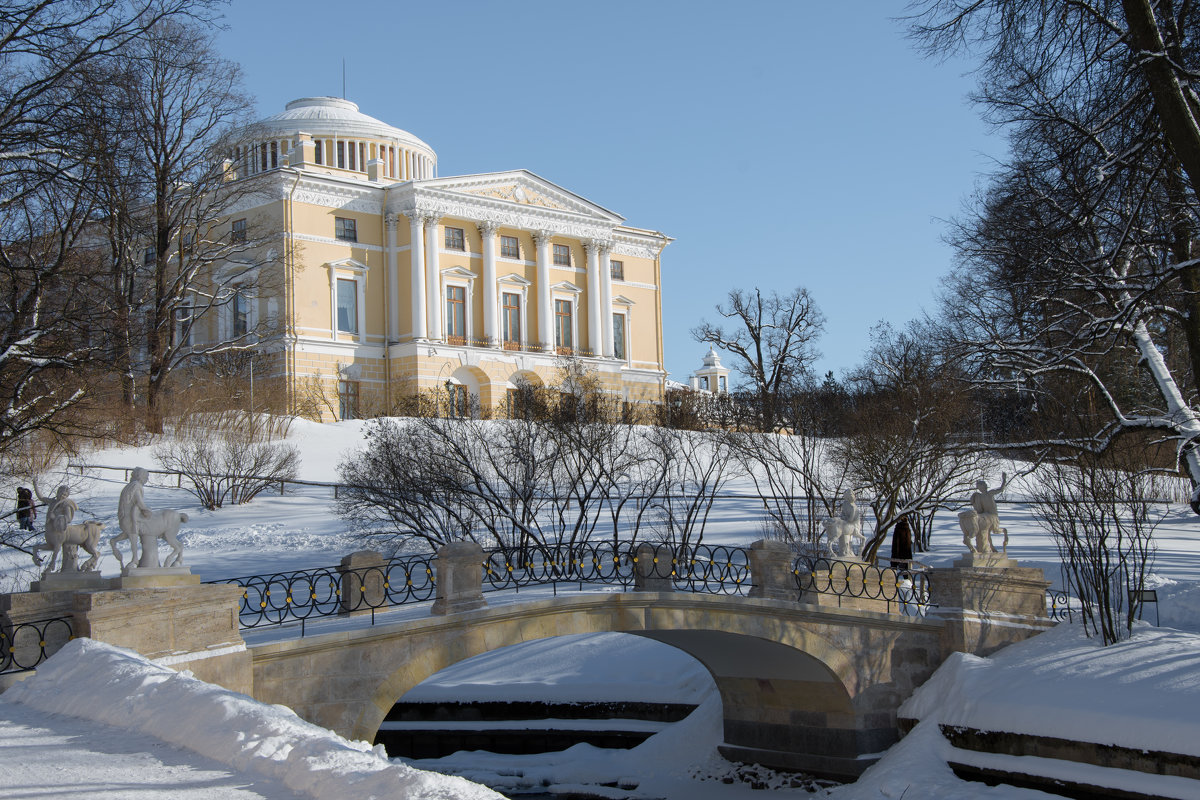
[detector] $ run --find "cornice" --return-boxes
[283,174,383,215]
[390,185,616,243]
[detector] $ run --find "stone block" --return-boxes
[747,539,797,601]
[431,541,486,616]
[338,550,387,616]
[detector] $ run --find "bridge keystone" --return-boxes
[431,541,486,616]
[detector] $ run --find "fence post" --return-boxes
[337,550,386,615]
[747,539,796,601]
[633,543,673,592]
[431,541,486,616]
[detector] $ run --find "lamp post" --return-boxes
[445,379,455,418]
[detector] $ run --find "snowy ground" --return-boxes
[1,418,1199,798]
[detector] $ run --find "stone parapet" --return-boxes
[633,543,673,592]
[799,561,901,615]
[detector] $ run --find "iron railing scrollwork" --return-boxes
[1046,589,1073,621]
[480,542,754,597]
[205,553,436,630]
[0,616,74,674]
[792,556,931,616]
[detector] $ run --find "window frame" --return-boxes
[501,291,522,350]
[552,243,571,267]
[231,218,247,244]
[338,380,359,421]
[445,285,467,345]
[335,277,359,335]
[500,235,519,259]
[610,259,625,281]
[444,226,465,251]
[612,311,628,361]
[335,216,357,243]
[554,298,574,354]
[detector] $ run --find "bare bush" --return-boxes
[1031,450,1162,644]
[154,413,299,509]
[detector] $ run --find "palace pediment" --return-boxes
[419,170,624,224]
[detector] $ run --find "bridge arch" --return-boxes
[311,593,938,779]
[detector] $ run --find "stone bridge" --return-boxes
[0,542,1053,781]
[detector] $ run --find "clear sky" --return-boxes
[213,0,1002,384]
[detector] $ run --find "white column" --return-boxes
[533,230,553,352]
[385,214,399,343]
[410,214,427,340]
[479,221,499,346]
[425,215,442,341]
[600,243,615,358]
[585,240,602,357]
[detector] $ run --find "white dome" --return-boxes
[702,347,722,368]
[256,97,435,156]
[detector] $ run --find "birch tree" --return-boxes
[912,0,1200,500]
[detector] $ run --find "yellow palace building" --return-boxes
[227,96,670,420]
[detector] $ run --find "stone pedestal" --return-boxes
[338,550,387,615]
[1,581,251,696]
[71,583,251,693]
[931,553,1054,658]
[747,539,797,601]
[113,567,200,589]
[31,571,108,592]
[633,542,673,592]
[431,541,486,616]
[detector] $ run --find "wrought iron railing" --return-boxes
[479,542,754,597]
[792,556,932,616]
[1046,589,1074,621]
[0,616,74,674]
[205,553,436,631]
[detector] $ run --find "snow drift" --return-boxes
[3,638,502,800]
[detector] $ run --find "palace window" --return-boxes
[613,313,626,360]
[337,141,346,169]
[500,235,519,259]
[233,290,250,337]
[174,305,192,347]
[335,217,357,242]
[231,218,246,244]
[553,243,571,266]
[336,278,358,334]
[610,260,624,280]
[554,299,573,354]
[338,380,359,420]
[445,226,465,251]
[447,383,469,418]
[270,141,278,169]
[348,140,356,171]
[446,285,466,344]
[143,245,156,267]
[502,291,521,349]
[314,140,323,164]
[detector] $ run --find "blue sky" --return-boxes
[214,1,1002,384]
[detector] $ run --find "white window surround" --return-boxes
[498,273,531,348]
[219,286,257,340]
[441,266,476,344]
[326,259,368,341]
[613,294,635,364]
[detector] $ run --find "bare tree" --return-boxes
[1031,445,1162,644]
[0,1,218,464]
[692,287,825,432]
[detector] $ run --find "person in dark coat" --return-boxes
[891,515,914,563]
[16,486,35,531]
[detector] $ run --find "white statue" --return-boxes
[113,467,189,570]
[112,467,152,569]
[31,483,80,573]
[134,509,189,568]
[33,521,106,577]
[958,474,1008,555]
[822,489,864,560]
